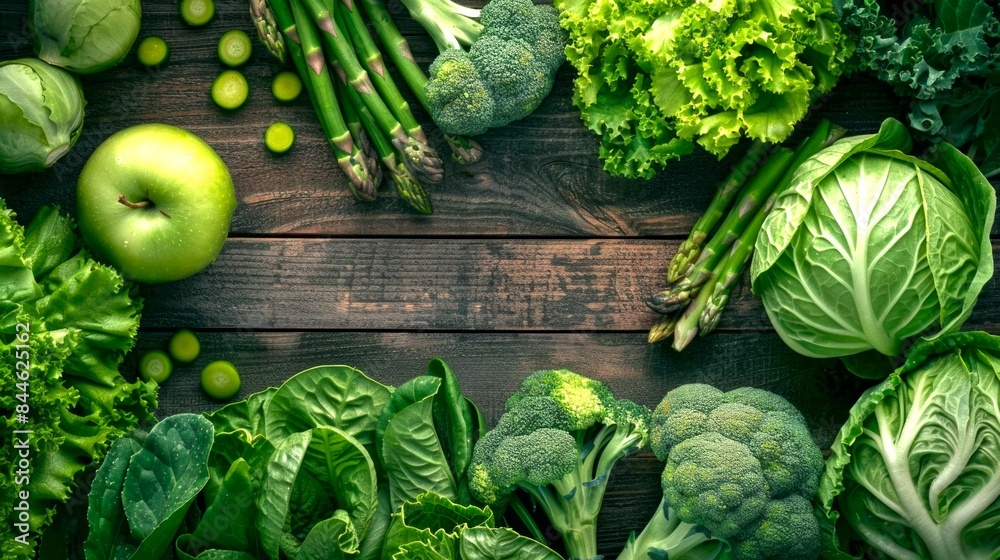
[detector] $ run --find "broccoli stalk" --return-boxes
[368,0,567,137]
[619,496,727,559]
[469,370,650,560]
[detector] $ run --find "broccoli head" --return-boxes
[469,369,649,560]
[619,384,824,560]
[413,0,567,137]
[425,50,496,137]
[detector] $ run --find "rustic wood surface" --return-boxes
[2,0,999,556]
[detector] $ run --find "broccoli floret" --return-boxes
[734,496,822,560]
[425,50,496,137]
[398,0,567,136]
[469,370,649,560]
[478,0,566,72]
[663,433,769,538]
[620,384,824,560]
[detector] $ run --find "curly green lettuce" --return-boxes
[0,200,155,559]
[838,0,1000,177]
[554,0,852,178]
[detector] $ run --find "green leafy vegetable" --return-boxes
[264,365,392,452]
[84,414,215,560]
[298,510,361,560]
[0,58,85,174]
[0,201,153,560]
[838,0,1000,177]
[257,427,378,559]
[84,436,142,560]
[819,331,1000,560]
[554,0,852,178]
[29,0,142,74]
[750,118,996,373]
[620,384,825,560]
[378,359,482,510]
[180,459,258,555]
[381,492,562,560]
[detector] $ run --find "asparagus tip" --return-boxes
[392,165,433,214]
[672,323,698,351]
[648,317,676,344]
[339,156,378,201]
[397,137,445,185]
[647,290,688,315]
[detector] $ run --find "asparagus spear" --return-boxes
[250,0,286,62]
[270,0,376,199]
[698,121,846,335]
[647,148,796,314]
[356,0,483,164]
[647,315,678,344]
[339,83,383,189]
[336,72,433,214]
[300,0,445,185]
[671,257,725,351]
[668,149,796,349]
[667,141,767,282]
[337,0,428,145]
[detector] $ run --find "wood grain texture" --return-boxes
[136,330,868,555]
[6,1,994,238]
[139,237,1000,332]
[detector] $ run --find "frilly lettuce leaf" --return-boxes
[0,200,154,559]
[381,492,562,560]
[556,0,851,178]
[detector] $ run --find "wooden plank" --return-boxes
[139,237,1000,332]
[137,330,867,555]
[7,3,980,238]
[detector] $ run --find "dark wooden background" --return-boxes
[2,0,998,556]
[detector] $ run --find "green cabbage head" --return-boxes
[29,0,141,74]
[750,118,995,366]
[818,331,1000,560]
[0,58,85,174]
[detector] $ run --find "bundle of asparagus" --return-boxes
[250,0,482,213]
[647,120,846,350]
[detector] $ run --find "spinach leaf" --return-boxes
[257,427,378,559]
[297,510,359,560]
[358,487,392,560]
[183,459,257,555]
[264,366,392,453]
[84,436,142,560]
[204,429,274,507]
[206,387,277,436]
[123,414,214,559]
[459,527,563,560]
[376,375,441,463]
[382,385,458,510]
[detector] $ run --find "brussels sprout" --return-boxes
[0,58,85,174]
[29,0,142,74]
[750,119,996,371]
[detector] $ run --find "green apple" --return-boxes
[77,123,237,283]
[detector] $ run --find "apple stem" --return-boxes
[118,194,150,209]
[118,194,173,218]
